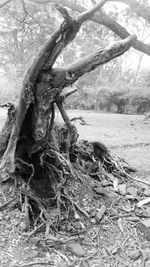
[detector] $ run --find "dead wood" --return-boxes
[35,0,150,56]
[0,1,138,230]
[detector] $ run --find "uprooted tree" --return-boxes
[0,0,148,228]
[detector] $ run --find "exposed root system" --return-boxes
[0,123,137,233]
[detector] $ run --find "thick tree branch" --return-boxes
[77,0,107,24]
[39,34,136,89]
[100,12,150,56]
[65,34,137,76]
[0,1,106,171]
[30,0,150,56]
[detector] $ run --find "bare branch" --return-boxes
[29,0,150,24]
[54,4,73,24]
[0,0,11,8]
[100,12,150,56]
[77,0,107,24]
[40,34,137,89]
[22,0,44,32]
[64,89,78,99]
[29,0,150,56]
[63,34,137,83]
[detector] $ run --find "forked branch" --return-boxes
[77,0,107,24]
[40,34,137,88]
[32,0,150,56]
[54,4,73,24]
[0,0,106,172]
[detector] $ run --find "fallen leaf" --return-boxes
[96,205,106,222]
[113,178,119,192]
[66,242,85,257]
[127,187,138,198]
[136,197,150,208]
[144,188,150,197]
[118,184,126,195]
[140,218,150,228]
[91,218,96,224]
[74,212,80,220]
[111,247,120,255]
[118,218,124,233]
[79,221,85,229]
[129,249,141,260]
[92,186,105,195]
[138,219,150,241]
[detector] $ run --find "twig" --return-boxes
[64,89,78,99]
[23,223,45,241]
[56,97,72,130]
[124,172,150,186]
[12,262,53,267]
[0,0,11,8]
[53,249,70,264]
[60,190,90,219]
[73,202,90,219]
[54,4,73,24]
[121,236,130,249]
[71,116,86,125]
[79,248,99,266]
[77,0,107,24]
[44,234,84,244]
[22,0,44,34]
[0,197,19,212]
[110,213,133,220]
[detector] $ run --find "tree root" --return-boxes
[0,133,139,234]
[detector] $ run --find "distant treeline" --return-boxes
[0,86,150,115]
[66,89,150,114]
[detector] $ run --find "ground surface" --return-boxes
[0,109,150,267]
[64,110,150,172]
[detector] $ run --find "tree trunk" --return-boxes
[0,1,137,224]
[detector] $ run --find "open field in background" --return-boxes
[58,110,150,175]
[0,108,150,267]
[0,108,150,177]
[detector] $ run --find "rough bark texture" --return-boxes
[33,0,150,56]
[0,2,137,224]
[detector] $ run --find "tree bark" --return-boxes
[31,0,150,56]
[0,0,107,172]
[0,1,136,207]
[0,1,140,228]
